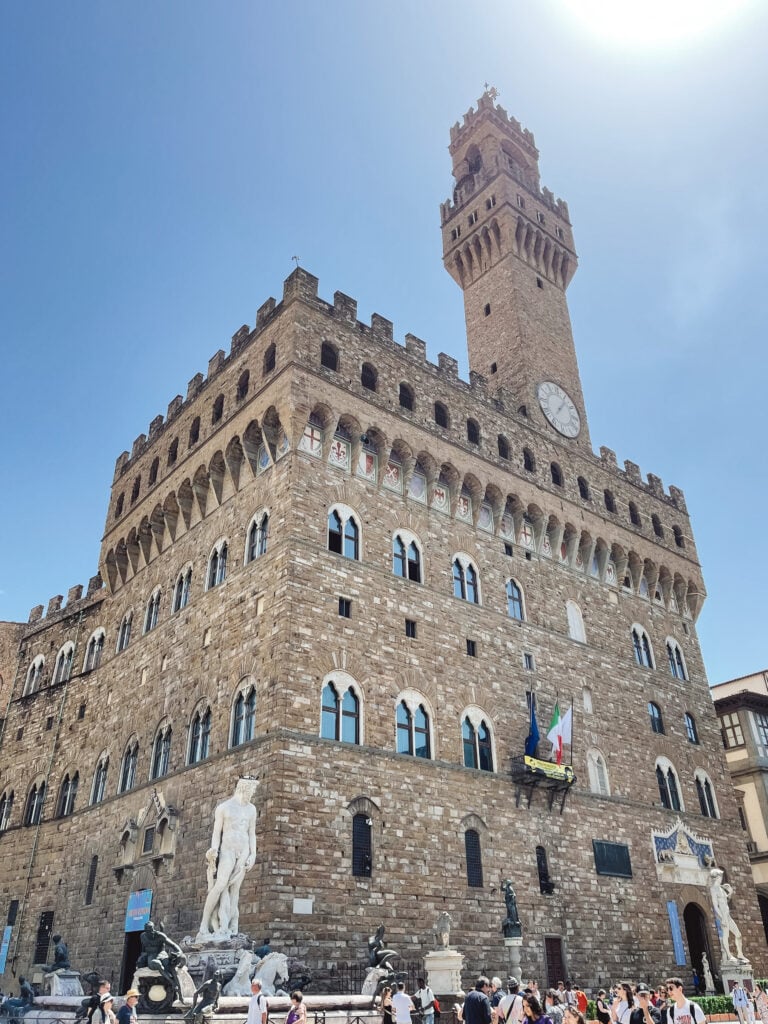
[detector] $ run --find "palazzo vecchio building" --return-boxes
[0,91,763,991]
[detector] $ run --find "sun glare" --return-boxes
[559,0,755,48]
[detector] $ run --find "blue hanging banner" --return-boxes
[667,900,686,965]
[125,889,153,932]
[0,925,13,973]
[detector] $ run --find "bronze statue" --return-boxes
[43,934,70,973]
[137,921,187,1001]
[183,969,222,1024]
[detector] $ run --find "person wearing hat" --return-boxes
[100,992,118,1024]
[498,979,524,1024]
[117,990,139,1024]
[629,986,660,1024]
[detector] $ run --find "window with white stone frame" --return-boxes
[90,754,109,805]
[52,642,74,685]
[666,638,687,680]
[631,624,654,668]
[587,748,610,796]
[320,673,362,745]
[461,707,495,772]
[655,757,684,812]
[23,655,45,696]
[206,539,229,590]
[694,769,719,818]
[246,510,269,563]
[328,505,360,560]
[453,553,481,604]
[393,530,423,583]
[83,629,105,672]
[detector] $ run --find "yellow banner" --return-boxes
[523,755,575,782]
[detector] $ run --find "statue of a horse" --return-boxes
[252,952,289,997]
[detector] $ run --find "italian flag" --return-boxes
[546,702,572,765]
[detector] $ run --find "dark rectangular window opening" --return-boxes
[484,303,491,317]
[405,619,417,639]
[523,653,535,671]
[536,277,544,289]
[466,639,477,657]
[16,728,23,741]
[352,813,372,877]
[45,717,53,731]
[142,827,155,855]
[504,543,513,557]
[338,597,351,618]
[78,703,86,720]
[593,840,632,877]
[34,911,54,964]
[7,900,19,927]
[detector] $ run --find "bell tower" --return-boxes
[441,90,591,449]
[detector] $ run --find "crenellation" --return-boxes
[167,395,183,420]
[438,352,458,377]
[469,369,488,393]
[669,485,687,512]
[28,605,43,624]
[624,460,642,484]
[333,290,357,322]
[207,348,226,378]
[370,313,394,344]
[403,333,427,360]
[647,473,664,497]
[600,446,618,468]
[231,324,251,353]
[87,573,103,597]
[282,266,319,304]
[148,414,164,439]
[187,372,204,400]
[66,585,83,606]
[46,596,63,616]
[130,433,147,458]
[114,451,130,479]
[256,297,277,327]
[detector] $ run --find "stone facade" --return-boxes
[0,92,762,994]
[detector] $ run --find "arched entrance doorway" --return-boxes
[683,902,713,990]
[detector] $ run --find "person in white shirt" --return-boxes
[246,979,268,1024]
[498,979,525,1024]
[392,983,415,1024]
[415,979,436,1024]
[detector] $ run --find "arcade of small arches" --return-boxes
[106,375,694,601]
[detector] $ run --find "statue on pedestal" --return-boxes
[196,778,258,942]
[701,953,715,994]
[502,879,522,939]
[43,934,70,973]
[434,912,453,950]
[183,969,222,1024]
[1,977,34,1016]
[709,868,748,963]
[136,921,187,1003]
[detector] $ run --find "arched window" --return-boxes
[167,439,178,466]
[320,342,338,371]
[566,600,585,642]
[396,700,431,758]
[506,579,525,621]
[189,416,200,446]
[498,435,510,460]
[320,679,360,744]
[673,525,685,549]
[188,707,212,765]
[695,771,718,818]
[587,749,610,796]
[231,686,256,747]
[399,383,414,411]
[467,418,480,445]
[328,506,360,560]
[666,639,687,680]
[465,829,483,887]
[648,702,665,734]
[462,716,494,772]
[393,532,422,583]
[656,760,683,811]
[24,782,46,826]
[652,514,664,538]
[115,492,125,518]
[578,476,590,500]
[453,556,480,604]
[53,643,74,685]
[150,725,172,781]
[24,655,45,695]
[263,343,276,375]
[434,402,449,428]
[0,790,14,832]
[629,502,641,527]
[207,540,229,589]
[118,740,139,794]
[237,370,250,401]
[632,626,654,668]
[604,490,616,513]
[523,447,536,472]
[144,590,161,634]
[684,712,699,745]
[536,845,555,893]
[361,362,377,391]
[149,456,159,486]
[173,568,192,612]
[131,475,141,504]
[56,772,79,818]
[91,756,109,806]
[83,630,105,673]
[212,394,224,424]
[247,511,269,563]
[352,813,372,877]
[550,462,563,487]
[117,612,132,652]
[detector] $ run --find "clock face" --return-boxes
[537,381,581,438]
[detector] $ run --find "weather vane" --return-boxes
[483,83,499,100]
[291,255,301,268]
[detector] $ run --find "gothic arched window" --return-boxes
[632,626,654,668]
[648,701,665,734]
[173,568,192,612]
[24,782,46,826]
[393,533,422,583]
[320,681,360,745]
[189,707,212,765]
[328,507,360,560]
[231,686,256,747]
[150,725,172,781]
[119,740,139,794]
[667,639,687,680]
[506,579,525,621]
[56,772,79,818]
[462,716,493,772]
[91,757,109,806]
[453,557,480,604]
[207,540,229,589]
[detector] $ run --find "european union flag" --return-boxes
[525,693,540,756]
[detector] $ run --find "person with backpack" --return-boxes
[664,978,706,1024]
[498,979,525,1024]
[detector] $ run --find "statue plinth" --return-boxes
[132,965,196,1013]
[45,970,84,996]
[424,949,464,998]
[720,962,753,994]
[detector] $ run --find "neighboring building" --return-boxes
[712,670,768,940]
[0,90,763,991]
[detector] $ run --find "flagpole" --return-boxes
[569,697,575,768]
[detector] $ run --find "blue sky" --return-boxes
[1,1,766,685]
